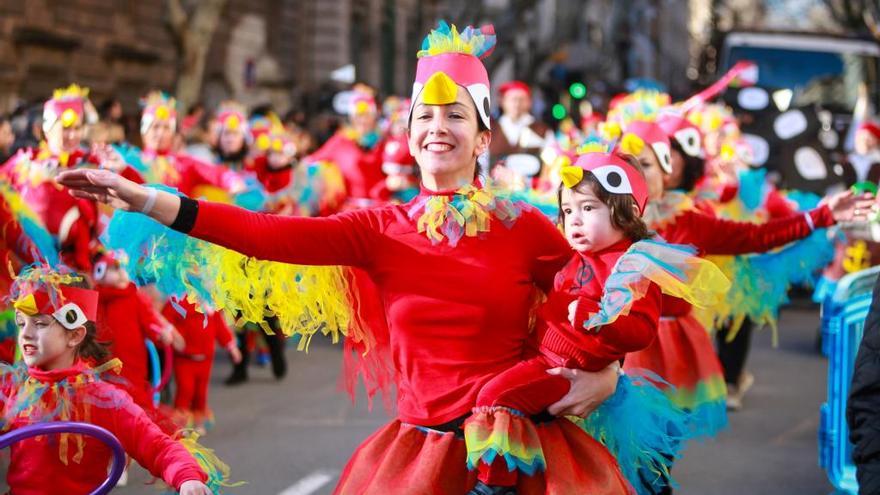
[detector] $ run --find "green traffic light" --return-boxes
[569,82,587,99]
[552,104,567,120]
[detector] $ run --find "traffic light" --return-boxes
[568,82,587,99]
[552,103,567,120]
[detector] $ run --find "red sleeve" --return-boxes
[211,311,234,347]
[577,283,661,370]
[190,200,382,267]
[99,386,206,489]
[661,206,834,256]
[573,297,600,332]
[525,211,571,293]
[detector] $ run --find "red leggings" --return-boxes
[475,354,571,413]
[173,358,211,414]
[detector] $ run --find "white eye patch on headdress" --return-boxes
[590,165,635,196]
[674,128,702,158]
[52,303,88,330]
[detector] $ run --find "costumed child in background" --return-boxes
[162,298,241,434]
[210,101,251,172]
[463,149,730,495]
[1,85,103,270]
[2,264,218,495]
[93,250,183,414]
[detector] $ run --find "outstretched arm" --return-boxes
[56,168,380,266]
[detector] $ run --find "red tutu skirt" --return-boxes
[335,419,633,494]
[624,313,727,437]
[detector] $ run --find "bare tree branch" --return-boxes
[167,0,188,37]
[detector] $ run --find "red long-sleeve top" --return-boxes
[161,299,233,361]
[655,204,835,316]
[1,362,206,494]
[305,132,386,200]
[96,283,165,409]
[180,191,571,425]
[538,239,661,371]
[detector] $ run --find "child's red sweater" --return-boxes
[95,283,164,409]
[1,361,206,494]
[538,238,661,371]
[161,299,233,361]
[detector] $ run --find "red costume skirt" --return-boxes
[623,313,727,437]
[334,418,633,494]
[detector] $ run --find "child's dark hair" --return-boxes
[670,139,705,192]
[557,153,653,242]
[61,277,110,363]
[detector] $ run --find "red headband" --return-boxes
[561,152,649,213]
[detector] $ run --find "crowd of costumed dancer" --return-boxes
[0,19,874,495]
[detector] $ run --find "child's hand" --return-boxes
[227,343,242,364]
[568,300,578,326]
[178,479,213,494]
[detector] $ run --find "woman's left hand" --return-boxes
[546,362,619,418]
[824,190,876,222]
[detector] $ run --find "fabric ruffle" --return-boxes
[464,406,545,477]
[407,183,524,247]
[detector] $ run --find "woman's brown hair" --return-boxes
[557,153,653,242]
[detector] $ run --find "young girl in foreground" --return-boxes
[463,150,729,495]
[1,264,217,494]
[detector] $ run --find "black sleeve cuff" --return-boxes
[169,196,199,233]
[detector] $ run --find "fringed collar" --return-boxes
[407,180,524,246]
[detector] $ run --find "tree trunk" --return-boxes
[167,0,229,110]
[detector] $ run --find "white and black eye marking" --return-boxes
[652,142,673,174]
[466,84,491,126]
[53,303,87,330]
[93,261,107,281]
[591,165,634,195]
[737,87,770,111]
[774,110,808,140]
[793,146,828,180]
[674,128,702,157]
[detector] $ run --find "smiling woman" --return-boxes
[56,21,630,494]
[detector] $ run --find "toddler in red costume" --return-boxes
[2,264,218,495]
[93,250,182,413]
[463,150,729,495]
[162,298,241,434]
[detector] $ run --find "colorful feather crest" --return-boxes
[51,84,89,102]
[606,90,669,127]
[7,263,80,308]
[417,21,496,59]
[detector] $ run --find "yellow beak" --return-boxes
[13,294,38,316]
[560,166,585,189]
[421,72,458,105]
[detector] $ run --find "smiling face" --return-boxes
[45,122,84,155]
[407,89,490,190]
[15,311,83,370]
[560,183,626,253]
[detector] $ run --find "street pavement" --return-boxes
[87,302,835,494]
